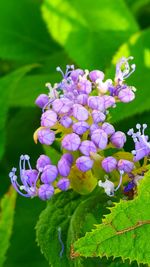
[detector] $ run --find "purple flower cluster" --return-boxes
[9,154,70,200]
[9,56,148,199]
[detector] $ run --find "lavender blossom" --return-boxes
[79,140,97,156]
[72,104,89,121]
[118,88,135,103]
[60,116,72,128]
[38,184,54,200]
[57,178,70,191]
[62,133,81,151]
[58,154,72,177]
[72,121,89,135]
[101,157,117,173]
[35,94,49,108]
[76,156,94,172]
[88,96,105,111]
[37,128,55,145]
[89,70,104,82]
[110,131,126,148]
[91,129,108,149]
[41,165,58,183]
[101,122,115,135]
[118,159,134,173]
[92,110,106,123]
[36,155,51,172]
[41,110,57,127]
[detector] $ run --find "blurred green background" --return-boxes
[0,0,150,266]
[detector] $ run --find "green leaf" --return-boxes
[36,187,121,267]
[0,65,36,160]
[0,187,16,267]
[42,0,138,69]
[36,190,82,267]
[73,169,150,265]
[0,0,59,61]
[109,28,150,123]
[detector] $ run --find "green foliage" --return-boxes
[74,169,150,265]
[42,0,138,69]
[0,187,16,267]
[0,64,37,160]
[0,0,60,61]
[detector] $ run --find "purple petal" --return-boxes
[41,165,58,183]
[72,121,89,135]
[76,156,94,172]
[101,122,115,135]
[35,94,49,108]
[118,159,134,173]
[79,140,97,156]
[101,157,117,173]
[88,96,105,111]
[89,70,104,82]
[110,131,126,148]
[62,133,81,151]
[91,129,108,149]
[60,116,72,128]
[92,110,106,123]
[37,128,55,145]
[57,178,70,191]
[41,110,57,127]
[36,155,51,172]
[72,104,89,121]
[118,88,135,103]
[38,184,54,200]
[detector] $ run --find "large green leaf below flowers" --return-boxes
[36,187,140,267]
[41,0,138,69]
[73,168,150,265]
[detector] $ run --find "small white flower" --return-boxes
[98,179,115,197]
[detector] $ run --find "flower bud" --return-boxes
[58,155,72,177]
[35,94,49,108]
[76,94,88,105]
[36,155,51,172]
[88,96,105,111]
[70,69,84,81]
[72,104,89,121]
[60,116,72,128]
[90,124,100,135]
[91,129,108,149]
[77,79,92,94]
[101,122,115,135]
[79,140,97,156]
[41,165,58,183]
[92,110,106,123]
[101,157,117,173]
[62,133,81,151]
[41,110,57,127]
[37,128,55,145]
[72,121,89,135]
[52,98,72,114]
[118,159,134,173]
[103,95,115,109]
[89,70,104,82]
[110,131,126,148]
[118,88,135,103]
[76,156,94,172]
[57,178,70,191]
[38,184,54,200]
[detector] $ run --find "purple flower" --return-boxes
[9,155,38,198]
[90,124,100,135]
[103,95,115,109]
[101,122,115,136]
[128,124,150,161]
[118,88,135,103]
[115,56,136,84]
[37,128,55,145]
[72,121,89,135]
[41,110,57,127]
[38,184,54,200]
[77,79,92,94]
[79,140,97,156]
[76,94,88,105]
[88,96,105,111]
[76,156,94,172]
[101,157,117,173]
[89,70,104,82]
[70,69,84,81]
[36,155,51,172]
[110,131,126,148]
[35,94,49,108]
[72,104,89,121]
[92,110,106,123]
[58,154,72,177]
[60,116,72,128]
[41,165,58,183]
[52,98,72,114]
[62,133,81,151]
[118,159,134,173]
[57,178,70,191]
[91,129,108,149]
